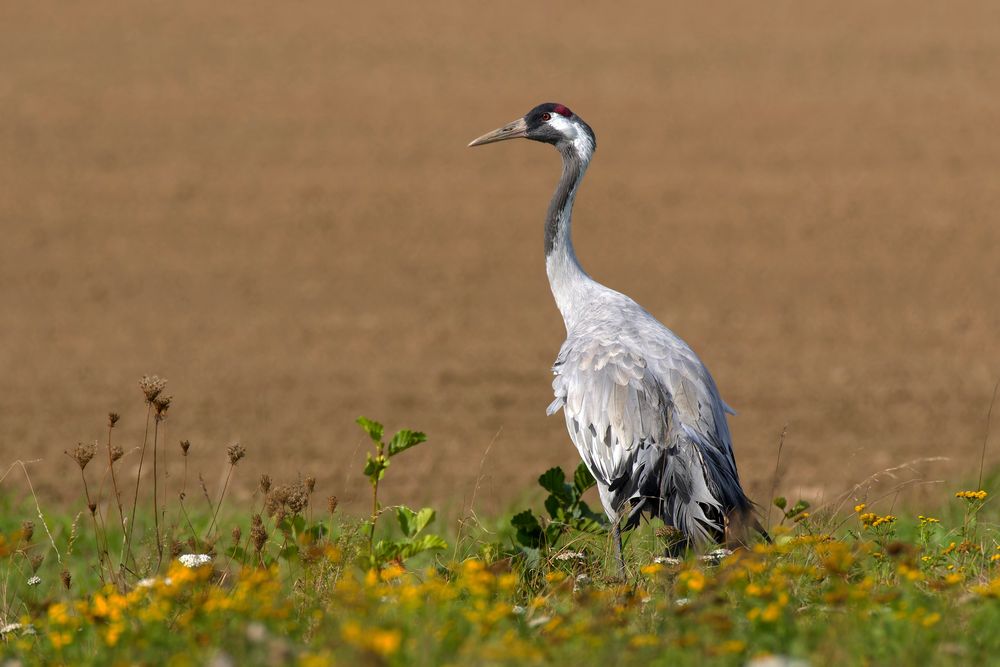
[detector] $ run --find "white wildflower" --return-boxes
[699,548,732,564]
[674,597,690,607]
[136,578,158,588]
[512,605,526,615]
[654,556,683,566]
[1,622,22,635]
[178,553,213,568]
[554,550,584,561]
[27,576,41,586]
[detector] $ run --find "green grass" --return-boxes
[3,386,1000,665]
[4,473,1000,665]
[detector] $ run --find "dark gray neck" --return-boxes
[544,145,586,257]
[544,143,595,329]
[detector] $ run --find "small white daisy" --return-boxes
[178,554,213,568]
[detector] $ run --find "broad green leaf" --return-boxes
[573,462,597,494]
[411,534,447,552]
[413,507,435,535]
[387,429,427,457]
[785,499,810,519]
[305,524,328,540]
[397,506,418,538]
[356,416,384,444]
[773,496,787,510]
[278,545,299,561]
[511,510,544,549]
[544,495,565,522]
[538,467,572,503]
[291,515,306,535]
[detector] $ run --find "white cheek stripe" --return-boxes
[548,115,594,161]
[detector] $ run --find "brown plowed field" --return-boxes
[2,2,999,517]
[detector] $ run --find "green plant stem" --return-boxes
[123,404,151,574]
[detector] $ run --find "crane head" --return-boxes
[468,103,596,155]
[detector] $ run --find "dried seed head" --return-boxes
[70,442,97,470]
[110,445,124,463]
[21,520,34,543]
[305,476,316,493]
[152,394,172,420]
[265,485,287,517]
[655,525,684,546]
[327,496,338,515]
[61,569,72,590]
[227,443,246,466]
[274,506,289,527]
[232,526,242,544]
[171,541,184,559]
[139,375,167,403]
[250,514,267,552]
[30,554,44,573]
[108,412,120,428]
[180,440,191,456]
[286,482,309,515]
[259,474,271,495]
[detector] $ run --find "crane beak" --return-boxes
[468,117,528,147]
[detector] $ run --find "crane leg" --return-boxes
[612,521,626,579]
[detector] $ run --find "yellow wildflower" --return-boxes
[629,634,659,648]
[854,503,866,513]
[47,602,70,625]
[955,490,988,501]
[678,569,705,594]
[368,629,402,657]
[918,515,939,525]
[640,563,664,577]
[720,640,747,654]
[922,612,942,628]
[49,631,72,649]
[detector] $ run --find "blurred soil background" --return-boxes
[1,1,999,517]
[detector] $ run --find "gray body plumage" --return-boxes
[470,103,754,554]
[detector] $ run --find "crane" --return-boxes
[469,103,763,572]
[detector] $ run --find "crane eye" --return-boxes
[541,112,551,121]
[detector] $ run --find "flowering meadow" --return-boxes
[3,379,1000,665]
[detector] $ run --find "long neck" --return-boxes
[545,143,594,330]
